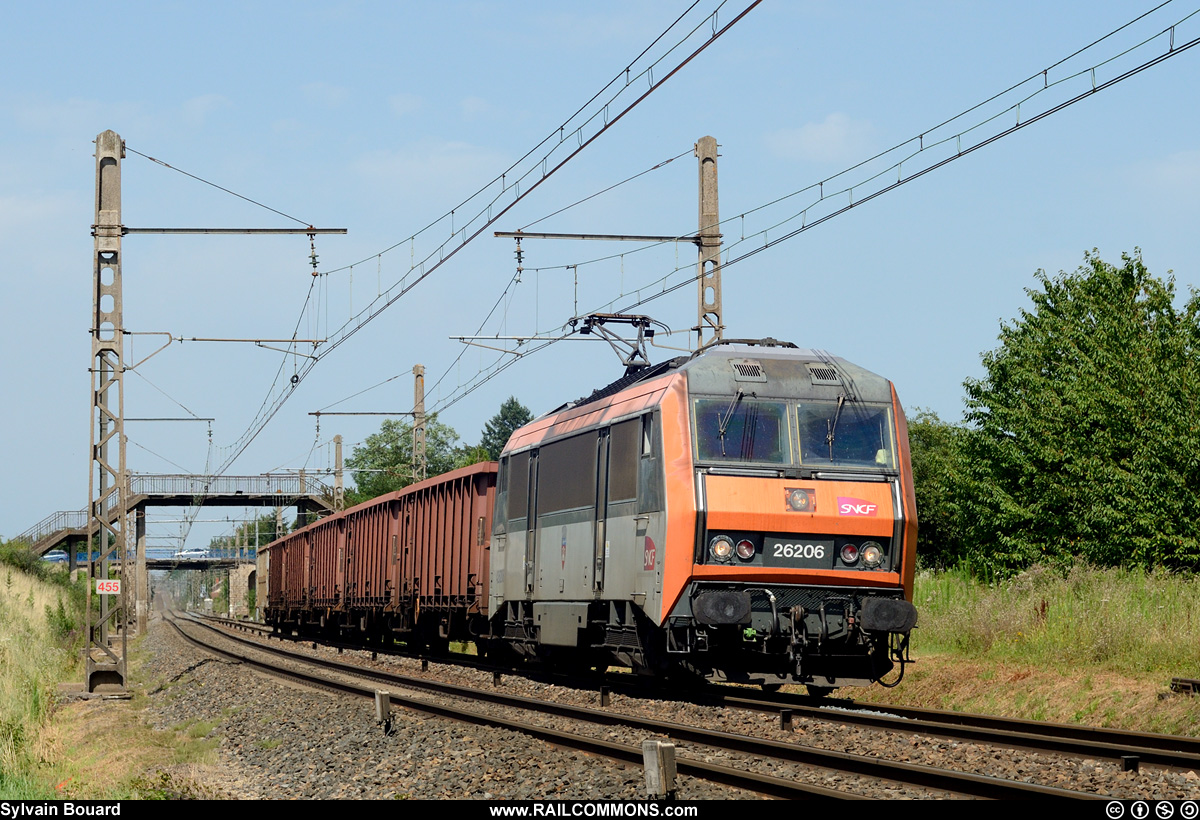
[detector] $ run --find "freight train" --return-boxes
[262,338,918,693]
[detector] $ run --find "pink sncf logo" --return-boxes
[837,496,878,517]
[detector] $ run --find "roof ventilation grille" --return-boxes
[807,365,840,385]
[730,358,766,382]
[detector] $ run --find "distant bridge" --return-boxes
[15,473,335,555]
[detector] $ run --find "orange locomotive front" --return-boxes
[489,339,918,693]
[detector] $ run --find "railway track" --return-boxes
[177,612,1100,800]
[705,687,1200,770]
[200,613,1200,772]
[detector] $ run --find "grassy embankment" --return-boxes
[0,547,221,799]
[0,555,85,798]
[853,564,1200,735]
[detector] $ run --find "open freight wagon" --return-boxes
[262,461,497,647]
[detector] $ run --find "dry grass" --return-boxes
[0,564,220,799]
[47,695,221,799]
[0,568,80,798]
[845,564,1200,735]
[854,652,1200,736]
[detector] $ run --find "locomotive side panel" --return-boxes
[891,385,919,601]
[533,431,596,601]
[490,376,678,638]
[590,413,664,607]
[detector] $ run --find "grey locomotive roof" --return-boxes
[679,342,895,404]
[558,338,894,415]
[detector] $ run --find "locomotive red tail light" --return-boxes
[840,543,859,564]
[735,539,755,560]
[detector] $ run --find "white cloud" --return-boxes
[460,95,494,120]
[14,98,146,135]
[0,192,77,230]
[303,82,349,108]
[181,94,230,127]
[766,113,874,164]
[389,93,424,118]
[1133,149,1200,197]
[353,139,508,196]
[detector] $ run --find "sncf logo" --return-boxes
[837,496,878,517]
[643,536,657,571]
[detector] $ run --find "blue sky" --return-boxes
[3,1,1198,548]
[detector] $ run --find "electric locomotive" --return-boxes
[488,338,918,691]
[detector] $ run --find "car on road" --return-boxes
[173,549,208,560]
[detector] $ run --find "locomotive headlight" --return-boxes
[735,539,756,561]
[786,488,812,511]
[840,543,859,564]
[709,535,734,562]
[861,541,883,567]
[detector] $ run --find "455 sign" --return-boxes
[96,579,121,595]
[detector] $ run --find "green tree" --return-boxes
[453,443,491,469]
[209,512,289,553]
[906,409,970,569]
[961,249,1200,572]
[480,396,534,460]
[345,415,464,504]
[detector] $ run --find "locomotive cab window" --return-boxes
[796,401,896,470]
[693,398,791,464]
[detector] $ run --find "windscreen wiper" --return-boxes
[717,388,745,457]
[825,393,846,461]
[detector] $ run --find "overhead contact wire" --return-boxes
[215,1,761,473]
[432,6,1200,413]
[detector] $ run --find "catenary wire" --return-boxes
[426,7,1200,415]
[212,1,760,474]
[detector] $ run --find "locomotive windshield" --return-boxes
[694,397,790,464]
[692,396,896,471]
[796,400,895,470]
